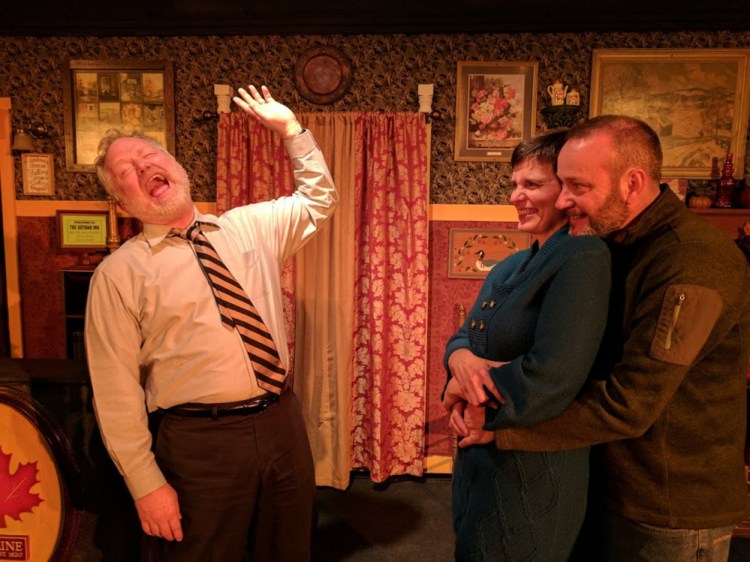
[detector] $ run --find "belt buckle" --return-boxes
[241,397,269,413]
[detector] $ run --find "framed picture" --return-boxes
[590,49,750,178]
[21,153,55,195]
[0,387,81,562]
[454,61,538,162]
[62,59,175,172]
[57,211,108,250]
[449,228,531,278]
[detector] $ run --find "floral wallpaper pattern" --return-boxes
[1,31,749,205]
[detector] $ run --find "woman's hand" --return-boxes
[447,348,505,406]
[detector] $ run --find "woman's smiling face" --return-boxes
[509,157,567,246]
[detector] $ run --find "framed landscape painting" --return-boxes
[590,49,750,178]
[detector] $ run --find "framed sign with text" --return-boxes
[21,153,55,196]
[57,211,108,250]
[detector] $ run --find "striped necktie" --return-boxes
[173,222,286,394]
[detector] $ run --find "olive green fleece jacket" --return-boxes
[495,186,750,529]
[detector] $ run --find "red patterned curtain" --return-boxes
[215,112,429,486]
[349,114,429,481]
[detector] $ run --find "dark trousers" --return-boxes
[144,390,316,562]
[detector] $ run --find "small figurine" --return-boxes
[565,88,580,106]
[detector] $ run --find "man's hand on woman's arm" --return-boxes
[452,404,495,448]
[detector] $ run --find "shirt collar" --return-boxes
[142,207,220,248]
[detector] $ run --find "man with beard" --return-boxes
[453,115,750,561]
[85,85,337,561]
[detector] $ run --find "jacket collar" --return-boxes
[612,184,684,248]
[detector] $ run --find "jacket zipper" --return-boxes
[664,293,686,350]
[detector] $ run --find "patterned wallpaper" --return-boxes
[1,31,749,204]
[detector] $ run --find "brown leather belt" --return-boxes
[164,394,279,418]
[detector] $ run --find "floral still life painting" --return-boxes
[449,229,531,278]
[467,75,524,147]
[454,61,538,162]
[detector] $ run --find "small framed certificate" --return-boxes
[21,153,55,196]
[57,211,108,250]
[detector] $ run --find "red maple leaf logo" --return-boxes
[0,447,43,528]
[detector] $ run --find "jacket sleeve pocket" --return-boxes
[649,283,724,365]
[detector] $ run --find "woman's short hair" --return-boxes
[510,128,568,172]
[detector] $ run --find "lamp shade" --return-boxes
[11,129,34,152]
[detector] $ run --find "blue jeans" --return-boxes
[603,510,733,562]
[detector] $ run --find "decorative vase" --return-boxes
[714,153,735,208]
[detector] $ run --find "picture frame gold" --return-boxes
[62,59,175,172]
[57,210,108,251]
[448,228,530,279]
[21,153,55,196]
[590,48,750,179]
[454,61,538,162]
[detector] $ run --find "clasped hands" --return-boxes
[442,349,506,448]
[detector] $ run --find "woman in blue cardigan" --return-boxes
[442,130,611,561]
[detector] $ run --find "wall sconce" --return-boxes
[11,129,34,152]
[214,84,233,114]
[418,84,434,114]
[417,83,442,123]
[11,121,53,153]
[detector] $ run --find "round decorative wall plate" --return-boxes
[294,45,353,104]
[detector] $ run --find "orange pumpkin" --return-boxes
[688,195,712,209]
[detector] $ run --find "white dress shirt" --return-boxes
[85,130,337,499]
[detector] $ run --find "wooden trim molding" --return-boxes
[15,200,218,217]
[0,97,23,357]
[429,204,518,222]
[424,454,453,474]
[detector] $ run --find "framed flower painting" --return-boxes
[454,61,538,162]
